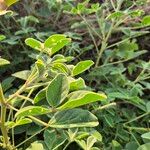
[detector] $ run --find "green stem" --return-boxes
[6,84,27,103]
[95,40,107,67]
[124,112,150,126]
[125,126,150,132]
[16,127,47,148]
[0,84,12,149]
[1,105,10,148]
[129,131,140,146]
[7,66,38,103]
[92,102,116,113]
[95,21,115,67]
[63,142,71,150]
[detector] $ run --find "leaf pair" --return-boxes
[25,34,71,55]
[34,73,107,109]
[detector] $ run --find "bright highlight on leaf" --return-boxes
[0,58,10,66]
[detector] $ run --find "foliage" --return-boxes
[0,34,106,149]
[0,0,150,149]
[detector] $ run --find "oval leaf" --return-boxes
[34,88,46,104]
[49,108,98,128]
[44,129,67,150]
[0,35,6,41]
[25,38,42,51]
[26,141,46,150]
[69,77,86,91]
[57,90,107,110]
[44,34,71,55]
[5,0,19,7]
[72,60,94,76]
[15,106,51,118]
[7,118,32,128]
[137,143,150,150]
[142,15,150,26]
[141,132,150,143]
[12,70,30,80]
[0,58,10,66]
[46,74,69,107]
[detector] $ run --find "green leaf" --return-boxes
[0,58,10,66]
[0,35,6,41]
[27,124,42,135]
[69,77,86,91]
[87,136,97,149]
[108,92,128,99]
[26,141,46,150]
[107,11,124,19]
[112,140,122,150]
[34,88,46,104]
[49,108,99,128]
[76,140,86,149]
[146,102,150,113]
[15,118,32,126]
[72,60,94,76]
[7,118,32,128]
[25,38,42,51]
[46,74,69,107]
[44,34,71,55]
[1,77,15,92]
[104,114,114,128]
[91,130,102,142]
[142,16,150,26]
[58,90,107,110]
[12,70,30,80]
[15,106,51,118]
[35,59,45,76]
[137,143,150,150]
[141,132,150,143]
[5,0,19,7]
[44,129,67,150]
[125,142,138,150]
[44,34,66,47]
[51,62,69,74]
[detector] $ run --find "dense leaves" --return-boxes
[0,0,150,150]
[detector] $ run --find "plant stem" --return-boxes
[95,21,115,67]
[6,67,37,103]
[16,127,47,148]
[125,126,150,132]
[0,84,12,149]
[92,102,116,113]
[63,142,71,150]
[124,112,150,126]
[95,40,107,67]
[1,105,10,148]
[6,84,27,103]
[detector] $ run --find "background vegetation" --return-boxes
[0,0,150,149]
